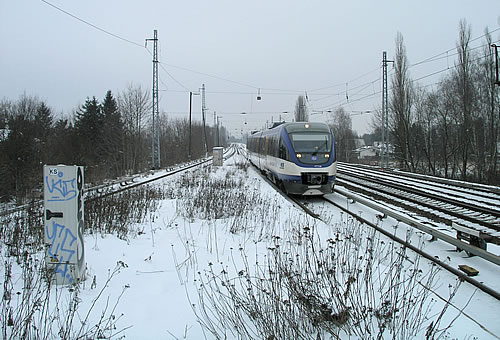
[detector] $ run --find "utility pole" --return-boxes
[492,44,500,86]
[146,30,160,169]
[213,111,217,148]
[189,92,193,160]
[216,115,222,147]
[381,51,393,168]
[201,84,208,156]
[189,89,201,160]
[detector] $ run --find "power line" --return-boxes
[409,28,500,69]
[160,62,259,89]
[159,62,307,94]
[41,0,192,95]
[159,62,191,92]
[319,31,500,112]
[306,66,381,93]
[40,0,145,48]
[39,0,500,110]
[156,41,191,92]
[38,0,386,104]
[322,46,498,113]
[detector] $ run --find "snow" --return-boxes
[2,151,500,339]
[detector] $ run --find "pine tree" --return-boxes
[34,102,53,165]
[74,96,104,166]
[101,90,124,176]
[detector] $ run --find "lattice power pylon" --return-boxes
[146,30,160,169]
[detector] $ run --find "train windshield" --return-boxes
[289,133,332,154]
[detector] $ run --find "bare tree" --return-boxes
[118,83,151,173]
[0,95,49,201]
[477,28,499,183]
[294,95,309,122]
[412,86,431,172]
[329,107,354,162]
[390,32,416,171]
[453,19,475,180]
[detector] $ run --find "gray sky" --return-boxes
[1,0,499,137]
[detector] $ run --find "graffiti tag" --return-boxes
[45,171,77,201]
[46,221,77,283]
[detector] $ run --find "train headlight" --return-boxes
[325,153,330,158]
[296,153,302,158]
[304,123,310,129]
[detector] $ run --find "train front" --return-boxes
[282,122,336,195]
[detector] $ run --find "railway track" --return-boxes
[249,157,500,301]
[126,146,500,302]
[339,164,500,213]
[338,163,500,211]
[318,194,500,301]
[339,162,500,196]
[0,146,237,218]
[336,166,500,249]
[283,191,500,302]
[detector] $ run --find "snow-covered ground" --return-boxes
[2,152,499,339]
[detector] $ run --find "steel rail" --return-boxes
[336,174,500,234]
[337,168,500,217]
[331,187,500,265]
[87,146,236,201]
[338,162,500,196]
[325,189,500,301]
[242,149,500,300]
[1,146,236,215]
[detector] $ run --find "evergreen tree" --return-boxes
[34,102,54,165]
[47,119,77,165]
[74,96,104,166]
[101,90,124,177]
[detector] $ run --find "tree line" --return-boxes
[0,85,227,202]
[327,20,499,185]
[386,20,498,184]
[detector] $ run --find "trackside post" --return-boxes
[43,165,86,285]
[213,147,224,166]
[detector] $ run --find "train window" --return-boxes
[275,136,279,157]
[289,133,331,153]
[271,136,278,157]
[248,137,254,152]
[288,132,333,164]
[279,138,286,160]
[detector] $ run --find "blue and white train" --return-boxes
[247,122,336,195]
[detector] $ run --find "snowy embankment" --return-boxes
[2,153,499,339]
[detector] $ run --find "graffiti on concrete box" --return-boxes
[46,220,77,283]
[44,165,85,284]
[45,170,77,202]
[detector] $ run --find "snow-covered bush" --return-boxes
[0,184,165,338]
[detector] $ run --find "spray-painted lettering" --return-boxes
[46,221,77,283]
[45,171,77,201]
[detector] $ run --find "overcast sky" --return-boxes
[1,0,499,136]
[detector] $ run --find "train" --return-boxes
[247,121,336,195]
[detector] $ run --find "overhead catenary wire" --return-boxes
[40,0,145,49]
[306,65,382,93]
[38,0,500,116]
[156,41,191,92]
[319,45,498,114]
[408,27,500,69]
[317,31,500,112]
